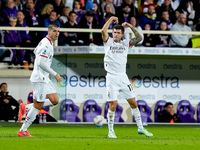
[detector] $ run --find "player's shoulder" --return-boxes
[39,37,53,49]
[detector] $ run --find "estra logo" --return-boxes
[131,74,179,89]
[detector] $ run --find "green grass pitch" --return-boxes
[0,122,200,150]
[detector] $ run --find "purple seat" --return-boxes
[177,100,196,123]
[197,102,200,123]
[104,102,124,122]
[154,100,167,122]
[60,99,81,122]
[83,100,102,122]
[133,100,153,123]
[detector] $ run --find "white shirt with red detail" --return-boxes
[30,36,54,83]
[103,37,132,74]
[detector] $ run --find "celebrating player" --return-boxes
[18,23,62,137]
[101,17,153,138]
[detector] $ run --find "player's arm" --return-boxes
[38,54,62,82]
[122,22,143,47]
[101,16,118,42]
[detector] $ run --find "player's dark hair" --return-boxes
[48,23,59,30]
[113,24,124,34]
[164,102,173,108]
[0,82,7,88]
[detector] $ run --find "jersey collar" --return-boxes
[46,36,53,45]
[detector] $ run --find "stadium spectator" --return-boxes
[73,0,85,24]
[60,11,83,46]
[112,0,123,8]
[117,3,132,24]
[0,82,20,122]
[169,13,192,47]
[156,0,175,23]
[158,0,180,11]
[141,0,156,15]
[187,23,200,48]
[0,31,7,61]
[93,2,102,26]
[102,3,114,23]
[124,16,144,46]
[16,11,34,66]
[59,6,72,25]
[2,0,18,24]
[4,17,25,67]
[50,0,64,16]
[40,3,54,21]
[17,11,31,47]
[101,0,115,15]
[156,10,173,29]
[85,0,94,10]
[158,102,182,123]
[176,0,195,28]
[155,21,170,47]
[192,15,200,31]
[23,0,41,46]
[118,0,139,19]
[193,0,200,24]
[174,9,180,22]
[42,10,61,37]
[142,23,156,47]
[78,10,100,45]
[139,5,157,30]
[63,0,74,9]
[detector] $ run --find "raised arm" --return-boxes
[101,16,118,42]
[122,22,143,47]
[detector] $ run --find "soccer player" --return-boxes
[17,23,62,137]
[101,16,153,138]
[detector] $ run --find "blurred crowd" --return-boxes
[0,0,200,68]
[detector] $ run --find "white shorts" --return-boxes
[31,81,57,102]
[106,73,135,101]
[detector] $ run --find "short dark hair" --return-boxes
[164,102,173,108]
[69,11,77,16]
[0,82,7,88]
[113,24,124,34]
[48,23,59,30]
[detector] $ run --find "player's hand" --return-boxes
[122,22,131,28]
[55,74,62,82]
[111,17,118,24]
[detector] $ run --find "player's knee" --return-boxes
[34,102,43,110]
[51,99,59,105]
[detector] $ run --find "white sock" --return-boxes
[25,103,33,112]
[20,107,40,132]
[107,109,115,132]
[43,99,53,107]
[131,107,143,130]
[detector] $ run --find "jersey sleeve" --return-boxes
[123,39,134,49]
[103,37,113,46]
[39,48,50,59]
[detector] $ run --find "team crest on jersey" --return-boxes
[42,50,47,55]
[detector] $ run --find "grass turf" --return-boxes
[0,122,200,150]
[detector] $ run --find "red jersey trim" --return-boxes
[46,36,53,45]
[103,37,109,43]
[40,54,48,58]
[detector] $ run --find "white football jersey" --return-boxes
[103,37,132,74]
[30,36,54,83]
